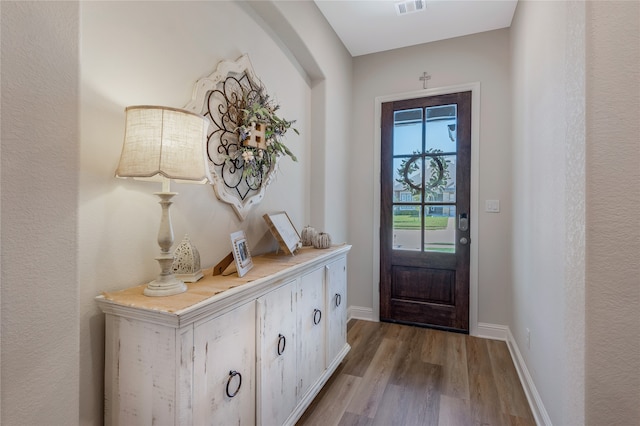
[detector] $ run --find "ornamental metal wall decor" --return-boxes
[184,54,297,220]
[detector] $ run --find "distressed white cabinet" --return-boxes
[97,245,350,426]
[325,256,348,364]
[296,267,326,400]
[256,280,297,426]
[193,301,255,425]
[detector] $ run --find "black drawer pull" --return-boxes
[225,370,242,398]
[313,308,322,325]
[277,333,286,356]
[335,293,342,307]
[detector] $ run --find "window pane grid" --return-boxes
[392,104,458,253]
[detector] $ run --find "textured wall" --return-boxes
[1,2,80,424]
[585,1,640,424]
[510,1,586,423]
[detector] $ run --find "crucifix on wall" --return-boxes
[419,71,431,89]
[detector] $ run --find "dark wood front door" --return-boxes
[380,91,471,333]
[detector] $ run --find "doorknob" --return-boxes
[460,237,469,245]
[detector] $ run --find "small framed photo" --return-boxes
[263,211,302,256]
[230,230,253,277]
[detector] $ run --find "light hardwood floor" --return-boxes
[297,320,535,426]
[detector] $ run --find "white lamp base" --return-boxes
[144,252,188,296]
[144,278,187,297]
[143,190,188,297]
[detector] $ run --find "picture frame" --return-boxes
[230,230,253,277]
[263,211,302,256]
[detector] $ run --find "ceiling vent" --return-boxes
[395,0,426,16]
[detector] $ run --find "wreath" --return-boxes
[226,86,298,184]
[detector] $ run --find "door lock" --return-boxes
[458,213,469,231]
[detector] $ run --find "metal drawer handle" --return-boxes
[277,333,286,356]
[335,293,342,307]
[225,370,242,398]
[313,308,322,325]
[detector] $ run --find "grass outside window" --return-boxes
[393,215,450,230]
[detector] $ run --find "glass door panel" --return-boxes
[425,104,457,152]
[393,157,422,203]
[393,109,423,156]
[393,205,421,251]
[424,205,456,253]
[391,105,460,254]
[424,154,457,202]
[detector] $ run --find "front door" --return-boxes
[380,91,471,333]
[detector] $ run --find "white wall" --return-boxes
[511,2,640,423]
[349,29,513,326]
[78,1,352,424]
[1,1,350,424]
[79,2,309,420]
[510,1,586,423]
[246,0,353,243]
[584,1,640,423]
[4,1,637,424]
[1,2,80,425]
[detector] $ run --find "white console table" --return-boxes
[96,245,351,426]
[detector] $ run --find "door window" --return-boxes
[391,105,458,253]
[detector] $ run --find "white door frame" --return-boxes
[373,82,481,336]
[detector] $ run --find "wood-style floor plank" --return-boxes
[340,320,387,377]
[486,339,533,422]
[438,395,472,426]
[297,320,535,426]
[466,336,510,425]
[345,336,401,418]
[297,373,362,426]
[441,331,471,401]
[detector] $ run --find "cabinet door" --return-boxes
[193,301,255,425]
[297,267,326,399]
[256,280,297,425]
[326,256,348,363]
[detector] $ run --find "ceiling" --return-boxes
[314,0,518,57]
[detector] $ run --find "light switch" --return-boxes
[485,199,500,213]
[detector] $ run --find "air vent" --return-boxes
[395,0,426,16]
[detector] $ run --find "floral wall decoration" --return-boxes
[184,54,298,220]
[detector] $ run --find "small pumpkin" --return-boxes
[301,225,317,247]
[313,232,332,249]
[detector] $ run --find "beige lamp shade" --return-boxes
[115,105,211,183]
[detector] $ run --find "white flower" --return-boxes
[258,150,264,158]
[242,150,254,163]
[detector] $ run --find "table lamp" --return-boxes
[115,105,210,296]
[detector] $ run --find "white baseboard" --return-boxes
[477,322,551,426]
[476,322,510,341]
[347,305,375,322]
[505,328,553,426]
